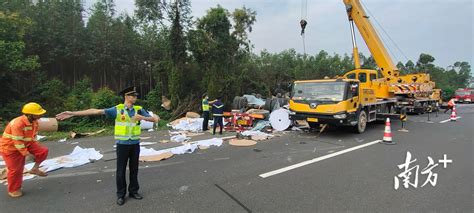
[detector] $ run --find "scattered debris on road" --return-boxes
[140,142,157,146]
[25,146,103,174]
[36,135,47,141]
[229,139,257,147]
[70,129,106,139]
[139,138,224,161]
[140,152,173,162]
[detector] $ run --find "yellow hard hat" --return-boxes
[22,102,47,115]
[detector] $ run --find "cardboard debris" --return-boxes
[246,109,269,115]
[220,136,237,140]
[70,129,106,139]
[38,118,58,132]
[169,117,189,126]
[229,139,257,147]
[168,118,205,132]
[161,96,171,110]
[160,140,170,143]
[198,145,209,150]
[241,130,273,141]
[139,152,173,162]
[140,138,223,157]
[140,142,157,146]
[186,112,200,118]
[0,168,6,180]
[295,120,309,127]
[186,132,205,137]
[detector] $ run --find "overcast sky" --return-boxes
[84,0,473,69]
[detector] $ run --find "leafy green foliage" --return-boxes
[92,87,120,109]
[0,2,470,125]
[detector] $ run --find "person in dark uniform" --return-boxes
[211,97,224,135]
[56,86,159,206]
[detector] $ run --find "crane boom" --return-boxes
[343,0,399,79]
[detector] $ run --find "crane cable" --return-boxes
[360,1,410,63]
[300,0,308,56]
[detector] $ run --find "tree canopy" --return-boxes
[0,1,470,122]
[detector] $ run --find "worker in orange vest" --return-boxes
[444,97,456,113]
[0,103,49,198]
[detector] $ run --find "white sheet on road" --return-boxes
[140,111,155,129]
[170,134,190,143]
[140,138,223,157]
[25,146,103,173]
[241,130,274,140]
[169,118,204,132]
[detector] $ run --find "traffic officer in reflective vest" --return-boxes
[56,86,159,206]
[1,102,49,198]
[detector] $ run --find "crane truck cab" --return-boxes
[289,78,397,133]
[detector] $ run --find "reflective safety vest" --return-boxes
[0,115,38,156]
[114,104,142,141]
[202,98,210,111]
[448,99,455,107]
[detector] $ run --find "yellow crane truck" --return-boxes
[289,0,441,133]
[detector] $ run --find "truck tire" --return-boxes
[233,96,241,109]
[353,110,367,134]
[270,98,280,111]
[240,97,248,110]
[264,99,272,111]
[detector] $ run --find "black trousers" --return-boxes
[202,111,210,131]
[116,143,140,198]
[213,116,223,135]
[444,105,453,113]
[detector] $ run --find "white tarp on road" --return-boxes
[169,118,204,132]
[241,130,274,141]
[25,146,103,173]
[140,138,223,157]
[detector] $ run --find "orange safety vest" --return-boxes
[447,99,455,107]
[0,115,39,156]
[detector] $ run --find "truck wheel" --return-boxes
[353,110,367,134]
[233,96,241,109]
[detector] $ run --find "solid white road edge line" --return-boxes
[259,140,382,178]
[440,116,461,123]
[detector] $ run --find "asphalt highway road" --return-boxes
[1,104,472,212]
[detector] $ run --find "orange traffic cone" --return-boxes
[450,106,457,122]
[382,118,395,145]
